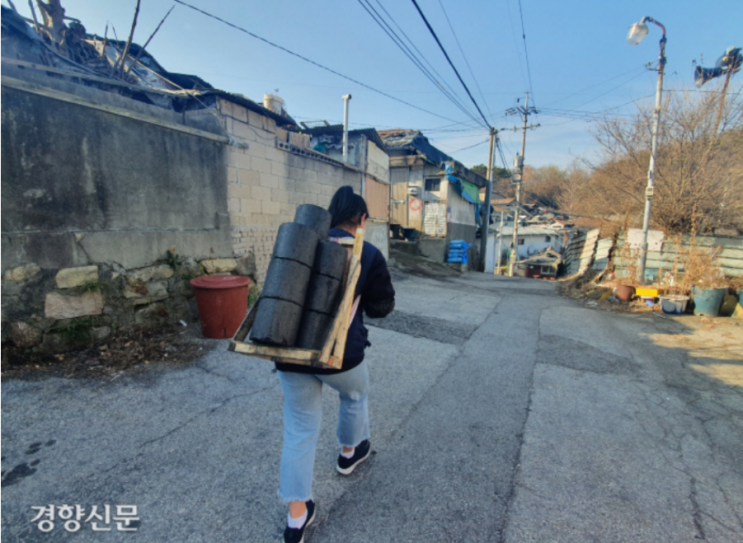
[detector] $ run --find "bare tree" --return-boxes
[523,165,567,208]
[557,162,592,215]
[588,85,743,234]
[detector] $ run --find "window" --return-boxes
[425,178,441,192]
[518,238,525,245]
[545,236,551,242]
[541,266,553,274]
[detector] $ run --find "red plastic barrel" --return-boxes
[190,275,251,338]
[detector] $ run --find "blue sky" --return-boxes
[6,0,742,169]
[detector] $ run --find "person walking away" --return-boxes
[276,186,395,543]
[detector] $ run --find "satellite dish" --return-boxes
[695,46,742,87]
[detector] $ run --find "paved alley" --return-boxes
[3,271,742,542]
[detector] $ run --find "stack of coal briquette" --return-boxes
[249,205,348,348]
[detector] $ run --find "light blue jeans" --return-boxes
[277,361,370,503]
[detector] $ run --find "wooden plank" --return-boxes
[331,262,361,362]
[232,298,260,343]
[231,350,318,368]
[229,341,318,361]
[321,231,364,366]
[1,75,229,143]
[1,58,187,98]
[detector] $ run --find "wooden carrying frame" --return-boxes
[229,230,364,370]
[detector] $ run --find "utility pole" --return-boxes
[480,127,497,271]
[632,21,665,283]
[495,210,505,274]
[506,93,537,276]
[342,94,352,163]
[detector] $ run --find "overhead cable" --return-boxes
[172,0,464,123]
[496,140,511,172]
[517,0,537,109]
[550,70,650,112]
[448,138,489,153]
[537,93,657,122]
[370,0,467,107]
[356,0,481,125]
[435,0,494,119]
[540,66,647,108]
[504,0,529,91]
[409,0,492,130]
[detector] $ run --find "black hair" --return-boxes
[328,185,368,228]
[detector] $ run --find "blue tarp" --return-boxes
[444,163,480,221]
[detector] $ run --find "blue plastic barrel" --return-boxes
[691,287,727,317]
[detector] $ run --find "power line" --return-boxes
[537,93,657,122]
[435,0,494,120]
[172,0,465,124]
[447,138,489,153]
[369,0,467,108]
[409,0,491,130]
[496,139,511,172]
[356,0,481,126]
[553,70,649,112]
[540,66,647,108]
[504,0,529,93]
[517,0,537,110]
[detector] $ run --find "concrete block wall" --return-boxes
[1,77,244,353]
[220,99,362,287]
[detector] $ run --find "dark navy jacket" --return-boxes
[276,228,395,375]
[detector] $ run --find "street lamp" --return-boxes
[627,16,666,283]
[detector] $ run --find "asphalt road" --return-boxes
[2,271,742,542]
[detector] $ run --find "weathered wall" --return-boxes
[447,188,477,228]
[366,140,389,182]
[1,72,239,352]
[365,177,390,221]
[407,168,425,232]
[220,99,362,287]
[613,233,743,280]
[1,77,233,271]
[366,220,390,260]
[390,168,410,226]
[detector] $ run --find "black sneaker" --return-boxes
[336,440,371,475]
[283,500,315,543]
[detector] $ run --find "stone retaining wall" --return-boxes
[2,256,254,352]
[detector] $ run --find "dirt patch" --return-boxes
[389,249,462,279]
[1,325,209,380]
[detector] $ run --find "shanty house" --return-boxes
[379,129,487,261]
[301,125,391,255]
[516,248,562,279]
[495,225,568,260]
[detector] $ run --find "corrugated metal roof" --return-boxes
[378,129,453,165]
[302,125,386,150]
[496,225,565,237]
[519,248,562,267]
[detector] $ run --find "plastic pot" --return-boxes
[191,275,251,338]
[691,287,727,317]
[614,285,636,302]
[659,296,689,315]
